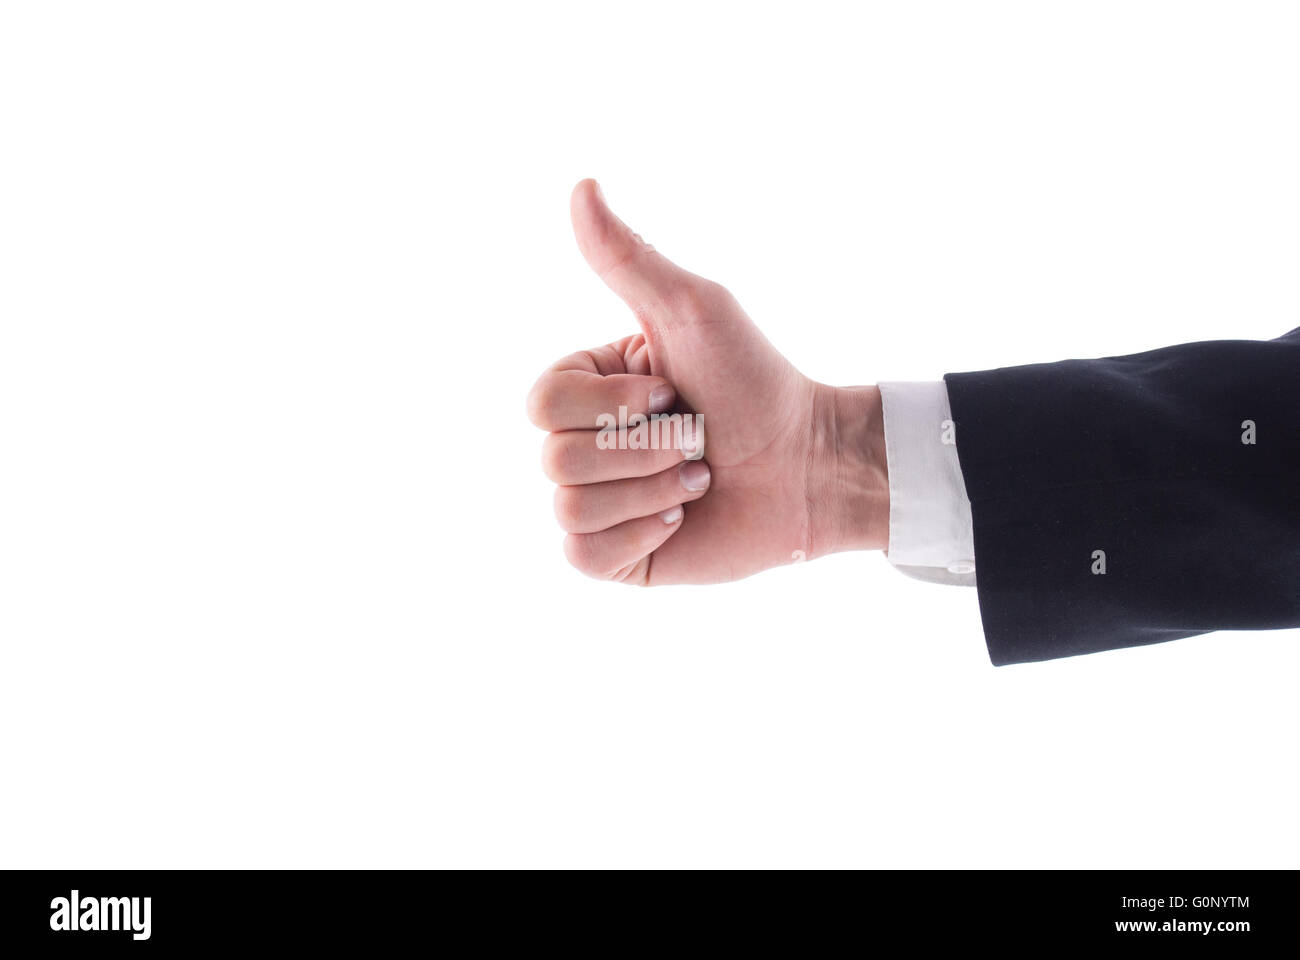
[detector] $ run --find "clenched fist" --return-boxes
[528,180,889,585]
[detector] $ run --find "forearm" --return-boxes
[807,383,890,556]
[945,327,1300,664]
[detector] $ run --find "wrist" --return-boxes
[807,383,890,556]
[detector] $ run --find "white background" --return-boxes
[2,1,1298,868]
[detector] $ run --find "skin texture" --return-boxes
[528,179,889,585]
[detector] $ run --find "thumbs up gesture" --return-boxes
[528,180,890,585]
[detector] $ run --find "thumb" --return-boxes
[570,179,690,315]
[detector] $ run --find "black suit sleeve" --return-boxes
[943,328,1300,665]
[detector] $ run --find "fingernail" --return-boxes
[660,505,683,524]
[681,418,704,459]
[594,180,606,204]
[679,460,711,492]
[648,383,675,414]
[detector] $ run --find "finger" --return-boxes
[527,370,675,432]
[541,419,702,484]
[563,507,687,582]
[570,178,692,314]
[554,459,711,534]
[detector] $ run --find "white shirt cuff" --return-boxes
[878,381,976,587]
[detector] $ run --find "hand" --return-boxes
[527,180,889,585]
